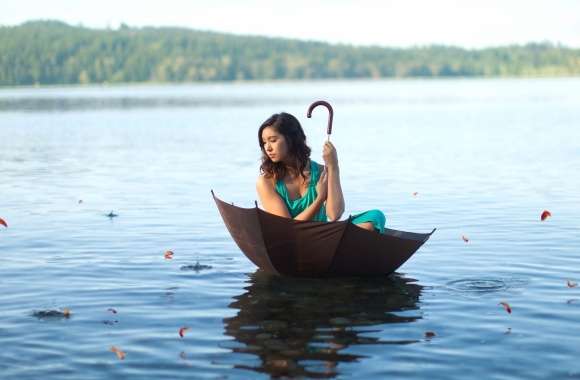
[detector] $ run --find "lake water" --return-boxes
[1,78,580,379]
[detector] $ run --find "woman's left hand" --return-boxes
[322,141,339,169]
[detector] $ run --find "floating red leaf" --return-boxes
[540,210,552,221]
[567,280,578,288]
[164,250,174,260]
[110,346,126,360]
[499,302,512,314]
[0,217,7,228]
[179,327,190,338]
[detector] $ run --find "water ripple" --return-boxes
[445,277,529,295]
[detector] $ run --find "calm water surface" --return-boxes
[1,78,580,379]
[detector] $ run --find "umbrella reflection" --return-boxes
[222,270,424,378]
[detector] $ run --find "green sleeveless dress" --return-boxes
[274,160,386,233]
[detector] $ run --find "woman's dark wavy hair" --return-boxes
[258,112,311,181]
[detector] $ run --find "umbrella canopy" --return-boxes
[213,191,435,277]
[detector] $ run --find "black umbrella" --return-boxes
[213,192,435,276]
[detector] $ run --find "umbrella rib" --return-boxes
[255,207,282,274]
[326,216,353,271]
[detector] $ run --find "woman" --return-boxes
[256,112,386,233]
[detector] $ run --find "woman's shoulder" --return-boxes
[256,173,277,188]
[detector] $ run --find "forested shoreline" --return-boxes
[1,20,579,86]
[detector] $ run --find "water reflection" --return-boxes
[0,96,301,112]
[223,270,424,378]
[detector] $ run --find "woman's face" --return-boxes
[261,126,288,163]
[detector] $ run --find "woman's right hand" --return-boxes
[315,167,328,201]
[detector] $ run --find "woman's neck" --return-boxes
[283,159,310,180]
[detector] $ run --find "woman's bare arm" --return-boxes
[293,196,326,221]
[256,176,291,218]
[256,174,326,221]
[294,168,327,221]
[322,141,345,221]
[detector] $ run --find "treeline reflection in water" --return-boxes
[223,271,424,378]
[0,96,295,112]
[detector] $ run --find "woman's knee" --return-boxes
[367,209,386,227]
[355,222,375,231]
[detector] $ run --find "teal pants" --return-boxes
[350,209,386,234]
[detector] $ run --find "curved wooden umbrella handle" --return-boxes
[307,100,334,138]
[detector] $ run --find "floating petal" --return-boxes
[540,210,552,221]
[110,346,126,360]
[499,302,512,314]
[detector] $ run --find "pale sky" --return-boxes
[2,0,580,48]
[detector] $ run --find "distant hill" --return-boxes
[1,20,579,86]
